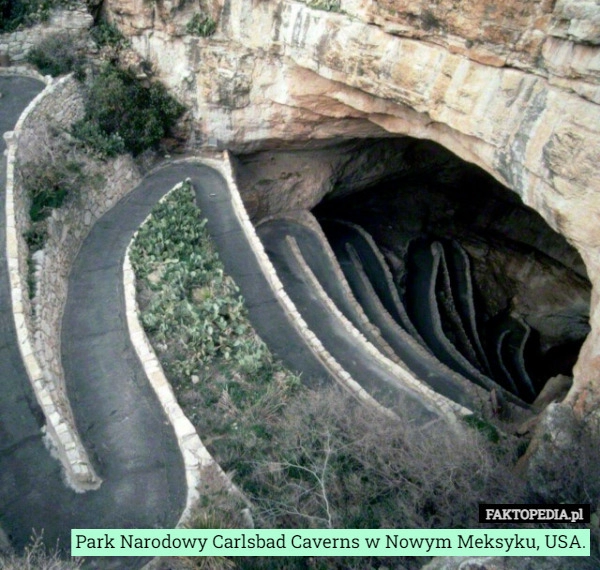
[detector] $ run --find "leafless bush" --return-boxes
[247,387,525,532]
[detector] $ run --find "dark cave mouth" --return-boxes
[310,138,591,405]
[235,136,591,407]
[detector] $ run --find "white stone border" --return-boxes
[267,209,401,365]
[0,65,47,81]
[3,73,100,491]
[286,235,469,425]
[216,153,411,419]
[124,179,246,526]
[332,218,426,344]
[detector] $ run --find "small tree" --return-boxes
[20,125,91,224]
[73,64,185,156]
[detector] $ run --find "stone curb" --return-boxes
[220,153,411,416]
[331,218,426,344]
[342,240,491,409]
[3,73,100,491]
[286,235,469,424]
[426,243,499,392]
[0,66,46,81]
[271,209,401,366]
[123,178,244,526]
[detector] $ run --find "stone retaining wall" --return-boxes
[0,3,92,64]
[6,72,142,489]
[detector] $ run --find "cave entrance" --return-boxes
[235,137,591,408]
[312,138,591,405]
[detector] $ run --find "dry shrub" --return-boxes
[247,387,525,531]
[0,533,81,570]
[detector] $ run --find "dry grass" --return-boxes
[0,534,82,570]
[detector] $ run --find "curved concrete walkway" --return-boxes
[321,219,425,345]
[442,241,491,375]
[265,212,401,366]
[322,220,480,409]
[1,76,188,568]
[487,315,537,402]
[1,74,475,565]
[257,217,448,426]
[0,77,344,562]
[405,241,499,390]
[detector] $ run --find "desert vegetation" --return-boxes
[186,12,217,37]
[20,21,185,295]
[72,63,185,157]
[26,33,85,78]
[25,23,185,158]
[0,534,81,570]
[306,0,341,13]
[19,122,104,298]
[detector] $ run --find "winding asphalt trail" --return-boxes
[1,76,187,569]
[320,220,425,345]
[257,218,443,426]
[442,241,491,375]
[3,74,519,564]
[322,220,477,409]
[486,315,537,402]
[2,76,335,563]
[264,215,400,365]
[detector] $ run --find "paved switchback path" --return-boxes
[0,75,63,549]
[1,77,186,569]
[1,75,456,566]
[1,77,333,563]
[257,218,443,426]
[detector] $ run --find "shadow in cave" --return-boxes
[311,138,591,407]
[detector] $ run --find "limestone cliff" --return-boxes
[103,0,600,418]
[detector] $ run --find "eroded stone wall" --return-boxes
[16,76,141,388]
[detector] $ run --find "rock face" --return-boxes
[103,0,600,416]
[519,403,583,502]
